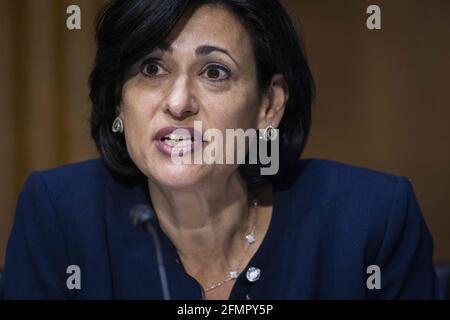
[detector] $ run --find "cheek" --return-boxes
[210,93,259,131]
[205,94,259,161]
[120,82,159,165]
[122,80,156,122]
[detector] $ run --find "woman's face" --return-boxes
[120,4,266,189]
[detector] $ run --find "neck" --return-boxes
[147,170,255,271]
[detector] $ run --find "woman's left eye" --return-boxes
[201,64,231,81]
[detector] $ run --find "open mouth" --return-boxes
[154,126,206,157]
[160,134,195,147]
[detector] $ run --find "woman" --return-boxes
[1,0,442,299]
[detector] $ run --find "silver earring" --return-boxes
[112,117,124,133]
[262,123,277,141]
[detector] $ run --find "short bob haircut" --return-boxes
[89,0,315,190]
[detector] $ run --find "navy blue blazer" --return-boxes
[1,158,442,299]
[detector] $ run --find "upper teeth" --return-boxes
[164,134,192,141]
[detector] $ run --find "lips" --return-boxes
[153,126,205,157]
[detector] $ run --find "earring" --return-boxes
[112,117,124,133]
[261,123,277,141]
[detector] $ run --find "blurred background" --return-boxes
[0,0,449,269]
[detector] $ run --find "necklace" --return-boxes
[204,198,258,293]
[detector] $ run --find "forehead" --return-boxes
[163,4,252,57]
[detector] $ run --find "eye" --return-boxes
[201,64,231,81]
[140,59,168,77]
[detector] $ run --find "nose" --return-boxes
[164,76,199,120]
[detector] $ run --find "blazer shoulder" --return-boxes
[37,157,105,187]
[3,158,111,298]
[292,159,416,241]
[296,158,404,201]
[24,158,108,212]
[38,158,106,180]
[290,159,438,298]
[298,158,402,184]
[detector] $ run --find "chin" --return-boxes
[149,160,210,190]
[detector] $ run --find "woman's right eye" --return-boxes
[140,60,168,77]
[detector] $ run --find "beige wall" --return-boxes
[287,0,450,262]
[1,0,449,267]
[0,0,102,267]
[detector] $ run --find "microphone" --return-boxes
[130,204,171,300]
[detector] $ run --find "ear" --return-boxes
[257,73,289,130]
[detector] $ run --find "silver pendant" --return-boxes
[246,267,261,282]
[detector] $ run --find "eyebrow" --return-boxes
[155,41,239,68]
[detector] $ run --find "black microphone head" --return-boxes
[129,204,156,230]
